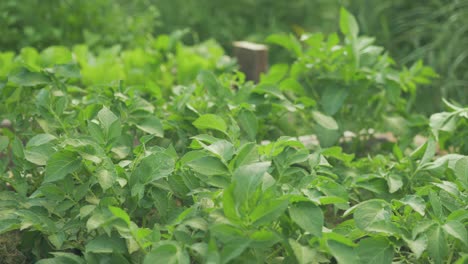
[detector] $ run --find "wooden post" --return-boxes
[233,41,268,83]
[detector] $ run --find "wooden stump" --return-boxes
[233,41,268,83]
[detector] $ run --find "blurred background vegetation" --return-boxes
[0,0,466,113]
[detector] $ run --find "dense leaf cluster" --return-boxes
[0,8,467,264]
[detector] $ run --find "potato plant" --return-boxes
[0,8,466,264]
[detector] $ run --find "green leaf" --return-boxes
[222,185,239,221]
[403,235,427,259]
[26,134,56,147]
[443,220,468,246]
[289,239,317,264]
[36,253,85,264]
[340,7,359,38]
[24,134,56,165]
[353,200,392,231]
[0,136,9,152]
[25,144,55,166]
[260,64,289,84]
[455,255,468,264]
[220,239,251,264]
[430,112,457,138]
[312,111,338,130]
[205,140,234,162]
[193,114,227,134]
[327,240,359,264]
[197,70,221,96]
[427,225,448,264]
[50,252,85,264]
[9,68,50,86]
[250,198,288,226]
[85,235,127,254]
[187,156,229,176]
[97,107,121,142]
[400,195,426,216]
[420,136,437,166]
[454,157,468,189]
[40,46,72,66]
[386,173,403,193]
[109,206,131,225]
[289,201,324,237]
[0,218,20,234]
[80,205,96,219]
[232,142,258,168]
[429,190,443,221]
[44,150,81,183]
[356,237,393,264]
[144,242,189,264]
[136,116,164,137]
[96,166,116,190]
[321,87,349,116]
[237,109,258,141]
[233,162,271,206]
[266,33,302,57]
[132,152,175,184]
[53,63,81,79]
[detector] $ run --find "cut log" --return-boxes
[233,41,268,83]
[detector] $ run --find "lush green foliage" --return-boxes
[349,0,468,112]
[0,7,467,264]
[0,0,158,50]
[2,0,465,113]
[263,10,436,148]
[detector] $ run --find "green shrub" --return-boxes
[0,0,159,50]
[264,8,436,148]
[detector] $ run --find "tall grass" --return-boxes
[349,0,468,112]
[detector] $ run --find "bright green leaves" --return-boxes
[399,195,426,216]
[193,114,227,134]
[44,150,81,183]
[403,235,427,259]
[144,242,189,264]
[348,200,392,231]
[356,238,393,264]
[443,221,468,246]
[327,240,359,264]
[321,86,349,116]
[221,161,288,230]
[24,133,56,165]
[187,156,229,176]
[36,252,85,264]
[312,111,338,130]
[132,152,175,185]
[135,116,164,137]
[53,63,81,79]
[0,16,464,264]
[340,7,359,39]
[454,157,468,188]
[427,225,448,264]
[249,197,288,226]
[88,107,122,145]
[205,140,234,162]
[236,109,258,141]
[386,173,403,193]
[267,33,302,57]
[429,111,457,139]
[8,68,50,87]
[85,234,127,254]
[197,70,230,98]
[97,107,121,141]
[0,136,9,152]
[289,202,324,237]
[289,239,317,264]
[232,162,270,207]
